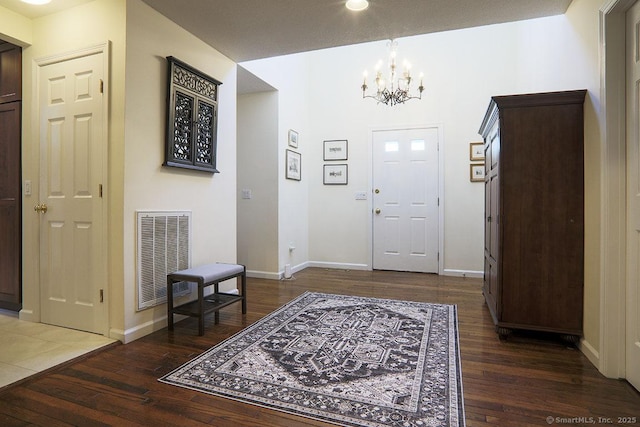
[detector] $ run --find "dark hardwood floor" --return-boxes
[1,268,638,426]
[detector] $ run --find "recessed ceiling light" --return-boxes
[21,0,52,4]
[346,0,369,12]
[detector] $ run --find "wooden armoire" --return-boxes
[478,90,586,341]
[0,41,22,311]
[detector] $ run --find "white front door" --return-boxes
[372,127,439,273]
[37,49,107,334]
[626,0,640,392]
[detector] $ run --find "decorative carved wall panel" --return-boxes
[165,57,221,173]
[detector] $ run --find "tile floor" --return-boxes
[0,310,117,388]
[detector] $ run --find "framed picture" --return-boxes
[323,139,348,161]
[288,129,299,148]
[470,142,485,161]
[470,164,485,182]
[323,164,348,185]
[286,150,301,181]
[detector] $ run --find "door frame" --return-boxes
[28,42,110,335]
[599,0,634,379]
[368,124,444,274]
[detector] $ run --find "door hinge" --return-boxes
[437,252,440,262]
[100,79,104,94]
[99,184,103,198]
[100,289,104,303]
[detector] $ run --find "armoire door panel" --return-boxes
[0,101,21,310]
[0,42,21,104]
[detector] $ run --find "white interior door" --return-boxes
[626,0,640,392]
[372,127,439,273]
[38,49,106,334]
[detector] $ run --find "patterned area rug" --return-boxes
[159,292,465,426]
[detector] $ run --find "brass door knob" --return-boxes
[34,203,48,213]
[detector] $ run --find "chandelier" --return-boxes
[361,40,424,106]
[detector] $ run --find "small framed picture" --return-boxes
[323,164,348,185]
[470,164,484,182]
[286,150,301,181]
[470,142,485,161]
[288,129,299,148]
[323,139,348,161]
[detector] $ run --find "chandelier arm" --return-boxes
[361,86,425,106]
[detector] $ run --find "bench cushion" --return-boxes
[168,263,244,283]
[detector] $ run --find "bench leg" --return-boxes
[214,283,220,324]
[241,269,247,314]
[167,278,174,331]
[198,283,205,336]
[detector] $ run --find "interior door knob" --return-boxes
[34,203,48,213]
[375,208,381,214]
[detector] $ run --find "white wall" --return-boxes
[240,55,311,277]
[237,91,279,277]
[120,0,238,342]
[0,4,33,46]
[243,15,592,275]
[241,0,604,359]
[304,36,497,274]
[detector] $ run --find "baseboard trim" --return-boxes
[278,261,311,280]
[111,315,183,344]
[250,264,483,279]
[246,262,310,280]
[18,309,37,322]
[578,337,600,369]
[307,261,370,271]
[246,270,282,280]
[443,269,483,279]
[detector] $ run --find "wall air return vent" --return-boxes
[136,211,191,310]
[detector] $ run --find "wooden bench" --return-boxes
[167,263,246,335]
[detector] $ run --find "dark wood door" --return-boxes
[0,101,21,310]
[0,42,21,104]
[0,41,22,311]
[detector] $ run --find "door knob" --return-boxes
[34,203,48,213]
[375,208,381,214]
[375,189,380,194]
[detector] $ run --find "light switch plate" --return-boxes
[355,191,367,200]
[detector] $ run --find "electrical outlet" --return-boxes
[241,189,252,199]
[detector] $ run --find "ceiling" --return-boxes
[0,0,573,63]
[141,0,573,62]
[0,0,93,18]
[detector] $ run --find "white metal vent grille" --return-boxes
[136,211,191,310]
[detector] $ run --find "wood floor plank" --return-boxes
[0,268,638,426]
